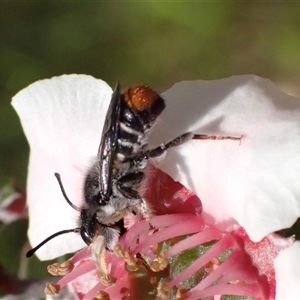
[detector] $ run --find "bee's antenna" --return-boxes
[54,173,81,211]
[26,228,80,258]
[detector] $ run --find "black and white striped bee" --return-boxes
[26,83,194,258]
[26,83,241,260]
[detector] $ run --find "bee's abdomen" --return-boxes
[116,85,165,161]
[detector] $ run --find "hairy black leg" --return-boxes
[144,132,242,159]
[193,134,243,142]
[117,172,145,199]
[146,132,194,158]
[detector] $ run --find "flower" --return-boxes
[12,74,300,299]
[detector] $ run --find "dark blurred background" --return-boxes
[1,2,300,298]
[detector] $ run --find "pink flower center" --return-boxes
[45,167,281,299]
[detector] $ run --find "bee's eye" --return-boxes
[80,227,93,245]
[80,209,96,245]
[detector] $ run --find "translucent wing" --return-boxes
[97,83,121,200]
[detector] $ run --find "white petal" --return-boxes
[150,75,300,241]
[275,241,300,299]
[12,75,112,260]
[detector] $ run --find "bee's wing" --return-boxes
[97,83,121,199]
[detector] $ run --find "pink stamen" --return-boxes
[121,219,148,249]
[58,260,96,288]
[84,261,130,300]
[82,279,107,300]
[141,246,156,260]
[105,273,130,300]
[165,228,223,258]
[149,213,197,228]
[133,216,204,255]
[218,268,257,284]
[121,214,195,251]
[193,249,244,290]
[167,235,234,288]
[70,247,90,264]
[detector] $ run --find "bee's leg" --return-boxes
[116,172,145,199]
[146,132,194,158]
[91,235,116,286]
[116,173,152,220]
[146,132,242,158]
[193,134,243,143]
[139,197,152,221]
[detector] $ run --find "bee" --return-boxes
[26,84,193,258]
[26,83,241,264]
